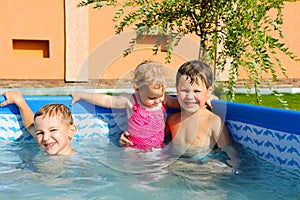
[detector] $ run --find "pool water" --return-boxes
[1,139,299,200]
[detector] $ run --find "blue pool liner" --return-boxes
[0,96,299,169]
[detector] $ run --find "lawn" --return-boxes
[229,93,300,111]
[109,91,300,111]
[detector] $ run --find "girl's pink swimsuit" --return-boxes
[127,94,166,150]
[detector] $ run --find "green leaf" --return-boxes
[79,0,298,107]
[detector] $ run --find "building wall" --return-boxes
[237,1,300,80]
[0,0,65,79]
[86,6,200,82]
[272,2,300,78]
[0,1,299,83]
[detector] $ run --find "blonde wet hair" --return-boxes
[132,60,166,91]
[34,103,74,126]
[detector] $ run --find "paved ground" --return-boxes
[0,79,177,95]
[1,78,300,95]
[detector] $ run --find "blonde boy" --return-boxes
[1,90,77,155]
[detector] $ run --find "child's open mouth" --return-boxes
[184,101,197,106]
[44,142,55,149]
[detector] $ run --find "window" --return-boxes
[12,39,50,58]
[136,35,167,52]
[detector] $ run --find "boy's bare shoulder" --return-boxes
[200,109,222,123]
[204,108,220,117]
[209,110,223,127]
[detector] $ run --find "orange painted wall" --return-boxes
[87,6,194,81]
[86,1,300,81]
[0,0,64,79]
[237,1,300,80]
[273,1,300,78]
[0,1,299,82]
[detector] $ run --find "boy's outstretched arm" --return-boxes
[1,90,36,139]
[213,117,241,170]
[70,92,130,109]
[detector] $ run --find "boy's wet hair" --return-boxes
[132,60,166,90]
[176,60,213,89]
[34,103,74,126]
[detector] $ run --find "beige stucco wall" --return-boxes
[65,0,89,82]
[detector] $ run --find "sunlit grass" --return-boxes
[231,93,300,111]
[107,91,300,111]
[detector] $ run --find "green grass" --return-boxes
[230,93,300,111]
[106,91,300,111]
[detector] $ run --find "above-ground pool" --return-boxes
[0,96,299,199]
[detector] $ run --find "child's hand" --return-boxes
[1,90,25,107]
[119,131,133,146]
[206,94,219,110]
[70,92,81,106]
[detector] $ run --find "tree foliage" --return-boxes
[78,0,297,104]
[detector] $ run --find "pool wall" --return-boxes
[0,96,127,142]
[0,96,299,169]
[212,100,300,169]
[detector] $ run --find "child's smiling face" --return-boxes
[34,115,76,155]
[177,75,211,113]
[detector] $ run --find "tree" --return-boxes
[78,0,297,105]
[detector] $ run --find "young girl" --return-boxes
[70,60,179,150]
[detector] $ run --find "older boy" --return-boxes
[1,90,77,155]
[165,60,240,168]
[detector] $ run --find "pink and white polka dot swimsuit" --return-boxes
[127,94,166,150]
